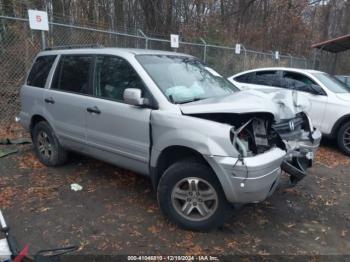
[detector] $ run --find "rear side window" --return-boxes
[235,71,281,87]
[52,55,93,94]
[234,72,256,84]
[254,71,281,87]
[27,55,56,88]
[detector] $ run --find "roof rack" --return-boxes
[44,44,104,51]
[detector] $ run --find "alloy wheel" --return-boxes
[171,177,218,221]
[343,126,350,151]
[37,131,53,159]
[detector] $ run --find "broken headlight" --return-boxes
[230,118,274,157]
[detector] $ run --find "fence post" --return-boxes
[270,51,275,66]
[200,37,207,62]
[241,44,247,71]
[312,49,317,69]
[40,31,46,50]
[138,29,149,49]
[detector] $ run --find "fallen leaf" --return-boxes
[147,225,160,234]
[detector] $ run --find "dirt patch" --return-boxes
[17,151,46,169]
[316,143,350,168]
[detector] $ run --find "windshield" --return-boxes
[312,72,350,93]
[136,55,238,104]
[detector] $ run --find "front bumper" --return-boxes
[205,148,286,204]
[284,129,322,159]
[205,128,321,204]
[282,128,321,184]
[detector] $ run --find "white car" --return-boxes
[228,67,350,155]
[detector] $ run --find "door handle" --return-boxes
[87,106,101,114]
[44,97,55,104]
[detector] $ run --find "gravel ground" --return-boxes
[0,137,350,258]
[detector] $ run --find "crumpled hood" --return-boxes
[180,89,309,121]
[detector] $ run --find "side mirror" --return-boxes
[123,88,144,106]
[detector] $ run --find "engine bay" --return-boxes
[187,112,287,157]
[188,111,318,185]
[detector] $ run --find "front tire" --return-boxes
[337,121,350,156]
[32,121,67,166]
[157,159,230,231]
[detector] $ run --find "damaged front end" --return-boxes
[230,111,321,186]
[180,89,321,203]
[187,111,320,203]
[273,112,321,185]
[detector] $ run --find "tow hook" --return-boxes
[281,157,309,186]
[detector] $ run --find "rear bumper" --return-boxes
[205,148,286,204]
[16,112,31,131]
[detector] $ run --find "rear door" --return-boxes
[44,54,93,151]
[85,55,152,174]
[21,55,57,129]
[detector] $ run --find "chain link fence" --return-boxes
[0,15,309,129]
[0,17,41,128]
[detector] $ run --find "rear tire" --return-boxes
[32,121,67,166]
[337,121,350,156]
[157,159,231,231]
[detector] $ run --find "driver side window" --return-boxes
[94,55,146,102]
[282,71,318,94]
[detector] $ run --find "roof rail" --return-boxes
[44,44,104,51]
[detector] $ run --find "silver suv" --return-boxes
[19,48,321,230]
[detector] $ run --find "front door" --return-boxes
[85,55,152,174]
[281,71,328,130]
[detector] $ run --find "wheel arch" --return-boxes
[331,114,350,138]
[30,115,49,138]
[150,145,213,190]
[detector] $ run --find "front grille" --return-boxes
[272,116,304,140]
